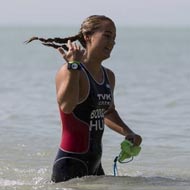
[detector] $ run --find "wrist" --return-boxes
[67,61,81,70]
[123,128,135,136]
[68,60,80,64]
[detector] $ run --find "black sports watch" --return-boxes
[67,61,81,70]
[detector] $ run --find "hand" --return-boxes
[125,133,142,146]
[58,40,85,63]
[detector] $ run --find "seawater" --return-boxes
[0,26,190,190]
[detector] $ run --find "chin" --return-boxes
[103,53,111,60]
[105,54,111,59]
[101,56,110,61]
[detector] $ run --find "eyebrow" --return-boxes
[104,31,113,34]
[104,30,116,39]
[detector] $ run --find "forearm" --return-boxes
[104,109,134,136]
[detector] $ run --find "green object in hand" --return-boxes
[118,140,141,162]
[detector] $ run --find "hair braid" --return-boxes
[25,33,86,50]
[25,15,115,51]
[77,32,86,48]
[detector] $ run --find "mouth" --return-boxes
[103,47,112,58]
[104,47,112,53]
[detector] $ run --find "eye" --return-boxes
[104,34,111,38]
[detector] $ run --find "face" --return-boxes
[86,21,116,61]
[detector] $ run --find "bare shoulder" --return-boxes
[55,63,69,91]
[56,63,67,79]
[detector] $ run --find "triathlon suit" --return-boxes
[51,64,112,182]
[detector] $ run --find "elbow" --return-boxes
[60,104,74,114]
[57,98,75,114]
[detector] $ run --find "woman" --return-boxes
[26,15,142,182]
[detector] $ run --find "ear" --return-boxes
[83,34,91,42]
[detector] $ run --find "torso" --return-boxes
[78,64,105,103]
[59,64,112,154]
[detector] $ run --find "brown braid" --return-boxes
[25,33,85,51]
[25,15,115,51]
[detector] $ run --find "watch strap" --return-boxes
[67,61,81,70]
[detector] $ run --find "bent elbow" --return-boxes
[60,104,74,114]
[57,98,75,114]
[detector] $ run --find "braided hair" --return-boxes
[25,15,115,51]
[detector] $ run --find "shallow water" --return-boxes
[0,26,190,189]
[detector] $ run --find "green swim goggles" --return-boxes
[113,139,141,176]
[118,139,141,162]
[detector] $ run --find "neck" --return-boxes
[82,57,104,83]
[83,54,103,74]
[84,60,102,74]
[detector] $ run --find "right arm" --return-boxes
[56,40,85,113]
[56,65,80,113]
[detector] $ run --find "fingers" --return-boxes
[135,135,142,146]
[58,47,65,56]
[67,40,73,50]
[67,40,80,51]
[58,40,85,63]
[125,133,142,146]
[132,134,142,146]
[58,40,75,55]
[58,47,64,54]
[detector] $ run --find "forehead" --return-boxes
[99,21,116,34]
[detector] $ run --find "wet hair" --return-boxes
[25,15,115,51]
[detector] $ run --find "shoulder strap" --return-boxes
[101,66,110,84]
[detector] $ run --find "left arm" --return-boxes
[104,106,142,146]
[104,68,142,146]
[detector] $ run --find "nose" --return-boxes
[109,40,115,49]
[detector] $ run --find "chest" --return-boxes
[89,81,112,109]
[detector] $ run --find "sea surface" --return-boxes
[0,26,190,190]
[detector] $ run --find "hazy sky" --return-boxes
[0,0,190,27]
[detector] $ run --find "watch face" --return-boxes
[68,62,81,70]
[71,63,79,69]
